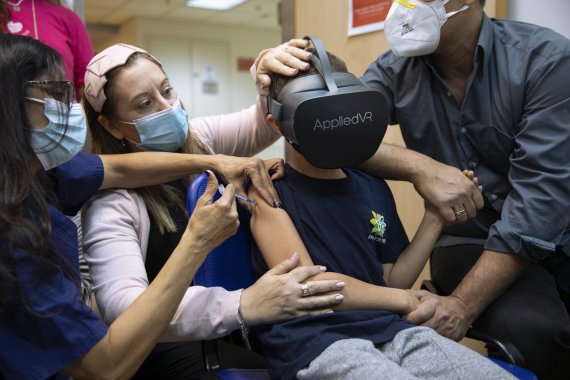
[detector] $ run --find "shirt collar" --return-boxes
[477,13,494,68]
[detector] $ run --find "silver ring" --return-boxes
[454,209,466,216]
[301,283,310,297]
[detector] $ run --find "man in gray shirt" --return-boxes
[357,0,569,378]
[254,0,569,378]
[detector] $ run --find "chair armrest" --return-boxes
[202,340,221,372]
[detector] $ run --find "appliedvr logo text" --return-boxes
[313,111,373,131]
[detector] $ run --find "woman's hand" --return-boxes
[238,252,346,326]
[255,38,312,96]
[212,155,284,208]
[184,170,239,256]
[264,157,285,181]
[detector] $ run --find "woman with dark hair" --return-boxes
[0,34,338,379]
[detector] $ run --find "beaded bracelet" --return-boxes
[237,306,252,350]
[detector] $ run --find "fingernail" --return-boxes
[320,266,327,272]
[326,309,334,314]
[273,201,278,208]
[335,295,344,301]
[336,281,345,289]
[291,252,299,260]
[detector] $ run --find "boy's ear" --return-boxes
[98,114,124,140]
[266,114,282,136]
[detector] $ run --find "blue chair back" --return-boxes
[488,358,538,380]
[187,173,254,290]
[187,173,269,380]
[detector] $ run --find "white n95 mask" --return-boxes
[384,0,469,57]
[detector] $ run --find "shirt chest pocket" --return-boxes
[465,123,515,175]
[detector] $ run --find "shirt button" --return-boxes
[491,194,498,201]
[460,127,467,134]
[468,161,477,168]
[447,91,452,97]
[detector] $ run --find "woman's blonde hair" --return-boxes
[84,52,209,234]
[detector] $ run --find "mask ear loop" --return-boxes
[438,3,470,25]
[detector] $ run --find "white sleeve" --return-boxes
[82,189,241,342]
[190,94,279,157]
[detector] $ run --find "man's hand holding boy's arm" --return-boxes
[359,145,485,224]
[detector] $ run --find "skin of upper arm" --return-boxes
[248,186,314,268]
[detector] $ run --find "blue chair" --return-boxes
[421,280,537,380]
[187,173,269,380]
[187,173,255,291]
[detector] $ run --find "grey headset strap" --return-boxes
[304,35,338,93]
[267,96,283,121]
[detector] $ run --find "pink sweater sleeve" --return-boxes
[190,94,278,157]
[82,189,241,341]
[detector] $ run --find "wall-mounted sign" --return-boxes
[237,57,255,72]
[202,65,218,95]
[348,0,392,37]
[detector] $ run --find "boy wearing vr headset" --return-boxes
[245,37,513,380]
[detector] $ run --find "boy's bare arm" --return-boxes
[248,186,419,315]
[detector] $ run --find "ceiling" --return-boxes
[84,0,281,30]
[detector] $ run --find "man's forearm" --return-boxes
[451,249,530,323]
[358,143,434,183]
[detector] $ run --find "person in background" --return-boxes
[1,0,94,99]
[81,43,345,379]
[254,1,570,378]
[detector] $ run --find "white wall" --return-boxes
[135,18,279,114]
[507,0,570,39]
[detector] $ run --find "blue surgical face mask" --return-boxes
[121,99,189,152]
[26,98,87,171]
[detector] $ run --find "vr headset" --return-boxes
[267,35,389,169]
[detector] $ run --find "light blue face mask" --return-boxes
[26,98,87,171]
[122,99,189,152]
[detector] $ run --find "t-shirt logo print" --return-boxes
[368,211,387,244]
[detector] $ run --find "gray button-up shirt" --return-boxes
[362,15,570,261]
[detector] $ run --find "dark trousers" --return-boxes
[133,340,267,380]
[431,245,570,380]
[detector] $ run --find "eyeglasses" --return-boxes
[26,80,74,105]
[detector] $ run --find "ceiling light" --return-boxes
[186,0,247,11]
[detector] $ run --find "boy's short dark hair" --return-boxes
[268,48,348,101]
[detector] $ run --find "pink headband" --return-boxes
[84,43,161,113]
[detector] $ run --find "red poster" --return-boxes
[237,57,255,72]
[348,0,392,36]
